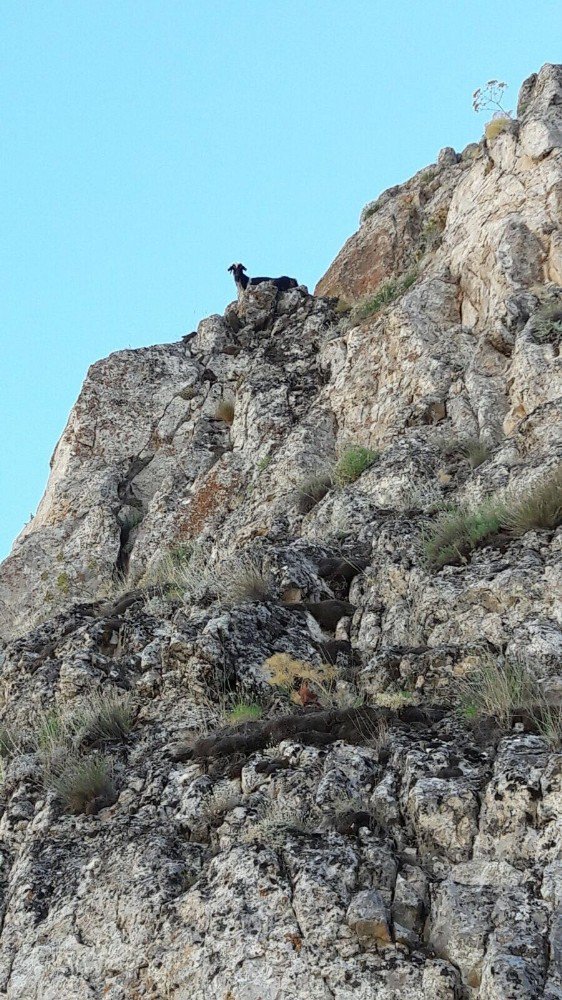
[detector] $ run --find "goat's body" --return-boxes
[228,263,298,297]
[249,275,298,291]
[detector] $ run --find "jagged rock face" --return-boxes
[0,64,561,999]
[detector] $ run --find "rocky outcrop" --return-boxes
[0,64,561,999]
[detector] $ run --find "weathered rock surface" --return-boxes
[0,64,561,998]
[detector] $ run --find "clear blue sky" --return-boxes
[1,1,560,558]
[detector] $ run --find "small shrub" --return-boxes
[264,653,335,705]
[334,446,378,486]
[362,199,381,222]
[531,302,562,348]
[420,170,436,184]
[144,542,211,601]
[215,400,235,424]
[296,471,333,513]
[56,572,70,595]
[352,280,400,321]
[47,754,116,814]
[257,455,272,473]
[535,703,562,749]
[485,117,511,141]
[226,702,263,725]
[36,710,66,754]
[373,690,415,710]
[422,500,506,569]
[505,466,562,537]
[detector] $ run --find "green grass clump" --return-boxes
[423,467,562,570]
[227,702,263,725]
[334,446,378,486]
[504,466,562,537]
[47,754,116,814]
[422,501,506,569]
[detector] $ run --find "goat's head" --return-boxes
[228,263,247,276]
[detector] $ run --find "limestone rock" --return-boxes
[0,63,561,999]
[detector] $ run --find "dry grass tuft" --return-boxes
[334,446,378,486]
[485,117,511,141]
[215,399,235,424]
[243,798,318,847]
[47,754,116,814]
[215,554,274,606]
[460,654,562,747]
[296,470,333,513]
[505,466,562,537]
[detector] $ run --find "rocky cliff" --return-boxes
[0,64,561,999]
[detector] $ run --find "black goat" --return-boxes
[228,262,298,296]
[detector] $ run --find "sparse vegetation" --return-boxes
[257,455,272,473]
[200,781,242,824]
[373,690,415,710]
[226,702,263,725]
[56,572,70,595]
[504,465,562,537]
[531,301,562,347]
[422,500,507,569]
[460,655,535,729]
[460,654,562,747]
[334,446,378,486]
[144,541,211,601]
[423,467,562,569]
[215,399,235,424]
[362,199,382,221]
[420,170,436,184]
[296,470,333,513]
[0,726,22,759]
[350,269,418,323]
[420,207,448,253]
[47,754,116,814]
